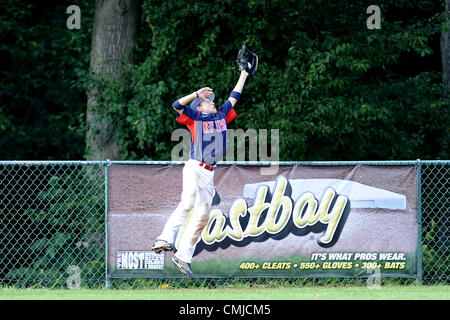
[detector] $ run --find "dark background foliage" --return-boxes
[0,0,448,287]
[0,0,93,160]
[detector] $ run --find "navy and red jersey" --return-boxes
[175,99,237,166]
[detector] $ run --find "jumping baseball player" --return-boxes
[152,45,258,280]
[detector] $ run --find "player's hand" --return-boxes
[196,87,214,100]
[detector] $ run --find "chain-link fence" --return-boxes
[0,161,106,289]
[0,160,448,289]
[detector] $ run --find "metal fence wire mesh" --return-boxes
[0,160,448,289]
[420,161,449,284]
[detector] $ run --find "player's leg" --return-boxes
[153,160,198,251]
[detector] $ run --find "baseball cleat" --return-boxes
[151,239,174,253]
[172,256,195,280]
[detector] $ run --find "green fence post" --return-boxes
[416,159,423,285]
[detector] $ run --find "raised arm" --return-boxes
[172,87,214,115]
[228,70,249,107]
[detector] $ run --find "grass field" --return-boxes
[0,286,448,300]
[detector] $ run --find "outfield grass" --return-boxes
[0,286,448,300]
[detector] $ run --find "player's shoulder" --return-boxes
[216,111,227,120]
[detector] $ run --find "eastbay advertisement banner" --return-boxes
[107,163,418,279]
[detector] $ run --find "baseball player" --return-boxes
[152,46,258,280]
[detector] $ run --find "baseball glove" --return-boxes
[235,45,258,76]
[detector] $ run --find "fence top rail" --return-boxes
[0,160,447,166]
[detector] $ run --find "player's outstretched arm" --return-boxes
[229,70,249,107]
[172,87,214,115]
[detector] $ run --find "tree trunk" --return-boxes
[86,0,140,160]
[442,0,449,155]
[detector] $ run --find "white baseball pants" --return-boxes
[157,159,215,263]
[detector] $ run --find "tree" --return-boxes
[86,0,141,160]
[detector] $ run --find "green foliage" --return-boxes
[0,0,447,161]
[85,0,448,161]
